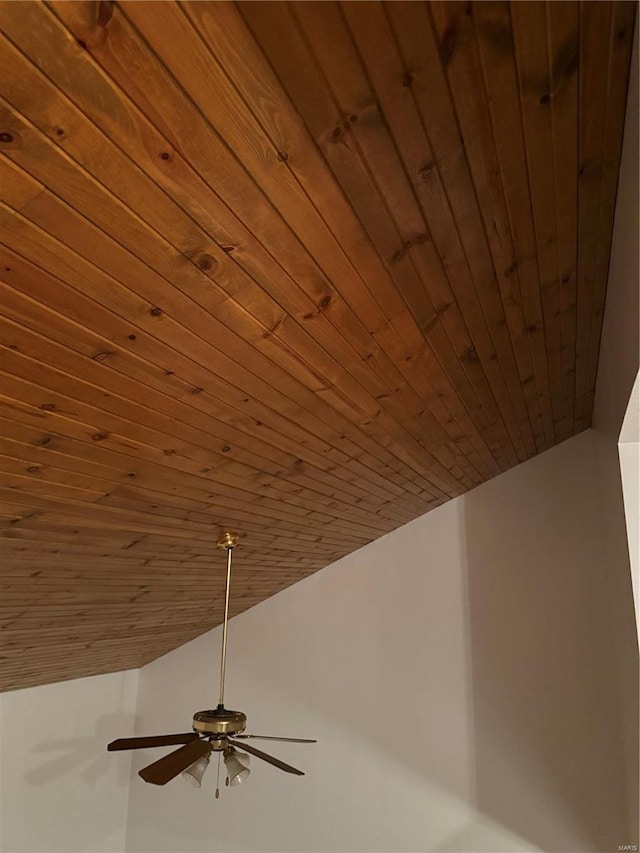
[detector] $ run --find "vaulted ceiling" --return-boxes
[0,0,635,691]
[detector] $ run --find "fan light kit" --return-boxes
[107,532,316,796]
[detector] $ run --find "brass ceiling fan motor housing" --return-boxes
[192,707,247,736]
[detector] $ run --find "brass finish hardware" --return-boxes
[192,708,247,736]
[216,531,238,550]
[217,532,238,706]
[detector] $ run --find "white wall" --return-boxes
[0,669,139,853]
[590,17,639,842]
[125,430,632,853]
[620,371,640,635]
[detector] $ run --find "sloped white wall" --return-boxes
[590,16,639,842]
[620,371,640,636]
[0,669,138,853]
[125,430,633,853]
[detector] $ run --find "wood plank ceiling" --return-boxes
[0,1,635,691]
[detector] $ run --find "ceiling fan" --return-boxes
[107,532,315,795]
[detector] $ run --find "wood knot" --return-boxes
[539,92,550,106]
[92,432,108,441]
[419,164,435,181]
[191,386,203,395]
[318,294,331,312]
[128,334,136,341]
[479,18,514,56]
[402,71,414,87]
[527,324,537,333]
[159,151,171,161]
[422,314,439,335]
[277,150,288,162]
[222,445,231,453]
[27,466,40,474]
[92,351,111,362]
[330,125,343,142]
[97,0,114,27]
[439,25,457,66]
[462,345,479,362]
[0,132,13,143]
[196,253,217,272]
[221,245,236,254]
[163,448,177,456]
[40,403,56,411]
[262,316,284,339]
[149,307,162,317]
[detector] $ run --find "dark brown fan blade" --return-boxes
[228,738,305,775]
[108,733,198,751]
[138,738,212,785]
[234,735,317,743]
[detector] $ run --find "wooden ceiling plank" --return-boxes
[0,365,418,530]
[0,563,311,582]
[0,350,420,526]
[334,0,521,472]
[0,412,396,533]
[0,323,434,521]
[582,1,637,422]
[0,452,115,494]
[0,443,388,542]
[0,475,371,551]
[95,494,370,551]
[546,0,580,442]
[1,522,340,561]
[0,274,428,510]
[510,1,568,442]
[573,0,612,431]
[381,0,539,467]
[215,4,495,486]
[197,0,508,479]
[2,470,107,503]
[427,1,549,453]
[0,200,464,506]
[0,95,445,505]
[468,1,555,449]
[0,489,357,555]
[6,3,480,495]
[394,0,541,458]
[0,186,464,505]
[107,0,491,486]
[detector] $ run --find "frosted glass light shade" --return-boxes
[224,747,250,787]
[182,753,211,788]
